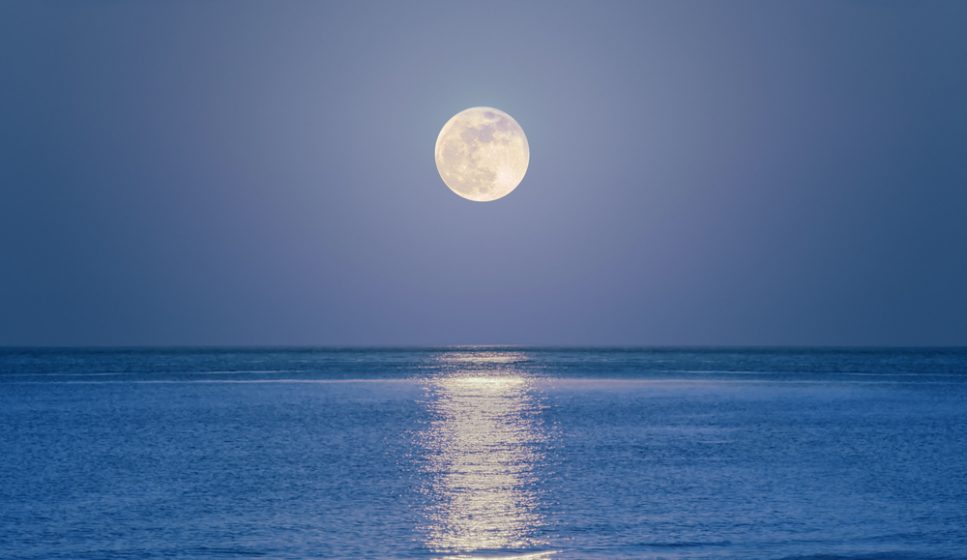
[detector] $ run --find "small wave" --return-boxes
[776,552,958,560]
[636,539,733,548]
[436,550,557,560]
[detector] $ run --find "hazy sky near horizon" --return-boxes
[2,1,966,346]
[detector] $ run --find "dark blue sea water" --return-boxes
[2,348,966,559]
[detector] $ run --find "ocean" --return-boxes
[1,348,966,559]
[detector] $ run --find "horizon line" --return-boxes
[1,344,965,351]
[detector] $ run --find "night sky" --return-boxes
[2,1,965,346]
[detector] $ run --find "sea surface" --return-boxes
[2,348,966,559]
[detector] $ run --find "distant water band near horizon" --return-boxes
[2,348,966,559]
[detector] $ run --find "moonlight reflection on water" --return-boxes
[419,357,553,558]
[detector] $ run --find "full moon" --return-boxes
[434,107,529,202]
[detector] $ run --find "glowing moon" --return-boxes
[435,107,529,202]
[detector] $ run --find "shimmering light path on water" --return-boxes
[2,348,966,559]
[420,366,548,555]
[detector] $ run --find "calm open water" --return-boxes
[2,348,966,559]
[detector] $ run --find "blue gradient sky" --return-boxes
[2,1,965,346]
